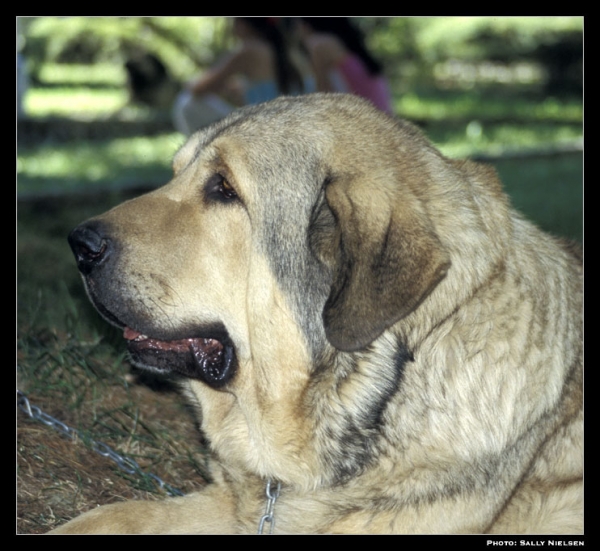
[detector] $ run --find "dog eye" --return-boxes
[205,174,238,203]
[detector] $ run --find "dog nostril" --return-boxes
[68,224,111,276]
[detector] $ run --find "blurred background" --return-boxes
[16,16,583,534]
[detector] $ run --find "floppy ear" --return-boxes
[322,174,450,352]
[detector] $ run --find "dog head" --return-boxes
[69,94,452,373]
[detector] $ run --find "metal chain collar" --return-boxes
[257,478,282,534]
[17,390,184,497]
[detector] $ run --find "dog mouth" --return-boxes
[123,326,236,388]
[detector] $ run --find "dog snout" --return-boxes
[68,222,112,276]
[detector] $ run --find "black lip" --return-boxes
[92,297,125,329]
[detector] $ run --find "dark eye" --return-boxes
[205,173,238,203]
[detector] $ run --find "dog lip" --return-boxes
[123,325,237,388]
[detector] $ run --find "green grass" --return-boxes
[494,154,582,243]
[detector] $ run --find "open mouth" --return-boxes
[123,327,236,388]
[81,290,237,388]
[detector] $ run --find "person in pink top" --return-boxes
[299,17,394,114]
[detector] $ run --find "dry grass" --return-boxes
[17,378,209,533]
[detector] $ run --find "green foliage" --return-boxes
[360,17,420,61]
[20,16,583,81]
[411,16,583,62]
[20,16,229,82]
[37,63,126,87]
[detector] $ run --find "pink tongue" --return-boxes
[124,327,142,340]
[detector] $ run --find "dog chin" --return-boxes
[124,327,237,388]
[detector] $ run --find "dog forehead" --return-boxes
[178,114,324,170]
[215,96,420,177]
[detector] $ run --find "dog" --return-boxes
[57,93,582,534]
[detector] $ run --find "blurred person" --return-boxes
[299,17,393,114]
[173,17,313,135]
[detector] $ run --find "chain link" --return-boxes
[17,390,184,497]
[257,478,281,534]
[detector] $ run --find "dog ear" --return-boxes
[321,174,450,352]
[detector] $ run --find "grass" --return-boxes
[17,75,583,533]
[496,154,582,241]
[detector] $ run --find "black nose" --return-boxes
[68,223,112,276]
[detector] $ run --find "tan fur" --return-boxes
[54,94,582,534]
